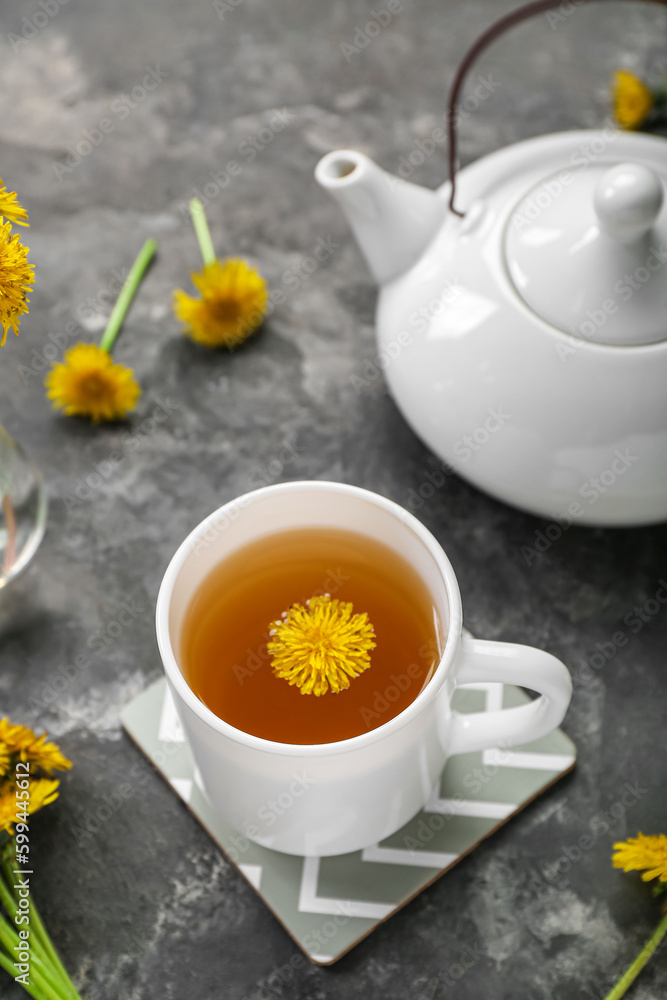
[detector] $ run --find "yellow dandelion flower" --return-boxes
[174,258,267,348]
[0,785,17,835]
[0,179,29,227]
[174,199,267,349]
[45,343,140,422]
[17,733,72,775]
[0,718,71,773]
[0,718,27,749]
[268,594,376,696]
[27,777,61,815]
[0,744,10,777]
[0,219,34,346]
[613,833,667,882]
[613,69,654,130]
[0,780,60,835]
[43,239,155,423]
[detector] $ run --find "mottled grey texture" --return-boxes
[0,0,666,998]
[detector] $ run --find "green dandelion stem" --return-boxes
[99,238,157,354]
[0,875,56,979]
[26,898,79,1000]
[0,850,82,1000]
[189,198,216,267]
[18,965,69,1000]
[0,951,49,1000]
[603,910,667,1000]
[0,852,80,1000]
[0,913,71,1000]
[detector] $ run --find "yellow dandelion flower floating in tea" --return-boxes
[45,238,156,422]
[0,218,34,346]
[268,594,376,696]
[46,343,141,422]
[613,833,667,882]
[173,199,267,348]
[613,69,654,130]
[0,179,29,227]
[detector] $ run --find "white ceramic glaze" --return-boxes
[506,161,667,345]
[316,149,447,284]
[316,131,667,525]
[594,162,664,244]
[156,482,572,857]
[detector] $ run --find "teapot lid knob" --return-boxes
[594,162,664,244]
[505,158,667,346]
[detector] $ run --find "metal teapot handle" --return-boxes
[447,0,667,216]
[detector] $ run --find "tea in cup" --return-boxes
[157,481,572,856]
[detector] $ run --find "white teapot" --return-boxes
[315,0,667,526]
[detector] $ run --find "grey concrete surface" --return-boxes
[0,1,666,998]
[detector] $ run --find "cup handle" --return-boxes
[448,633,573,755]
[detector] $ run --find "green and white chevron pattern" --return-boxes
[121,677,575,964]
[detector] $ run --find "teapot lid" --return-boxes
[504,162,667,346]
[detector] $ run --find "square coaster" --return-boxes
[121,679,575,965]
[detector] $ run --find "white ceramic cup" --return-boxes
[156,481,572,857]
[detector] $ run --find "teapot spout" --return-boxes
[315,150,446,285]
